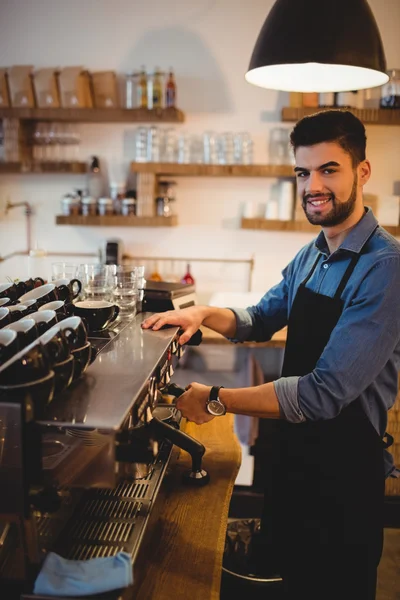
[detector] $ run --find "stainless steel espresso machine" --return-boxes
[0,314,207,600]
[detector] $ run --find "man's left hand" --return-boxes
[176,382,215,424]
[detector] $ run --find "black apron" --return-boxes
[261,240,385,600]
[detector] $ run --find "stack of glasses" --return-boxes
[52,263,146,320]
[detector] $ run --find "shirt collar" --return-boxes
[315,207,378,255]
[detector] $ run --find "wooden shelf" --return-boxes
[56,215,178,227]
[282,106,400,125]
[0,161,86,174]
[131,162,295,177]
[241,217,400,236]
[0,107,184,123]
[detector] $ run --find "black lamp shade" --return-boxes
[246,0,388,92]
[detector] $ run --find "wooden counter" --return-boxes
[130,414,241,600]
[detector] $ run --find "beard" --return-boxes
[302,175,358,227]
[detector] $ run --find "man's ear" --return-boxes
[358,159,371,187]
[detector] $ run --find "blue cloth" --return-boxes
[229,208,400,477]
[33,551,133,596]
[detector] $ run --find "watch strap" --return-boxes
[209,385,224,401]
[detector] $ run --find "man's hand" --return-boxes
[176,382,215,425]
[141,306,206,345]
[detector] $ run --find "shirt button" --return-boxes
[323,264,329,269]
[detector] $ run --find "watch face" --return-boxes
[207,400,225,416]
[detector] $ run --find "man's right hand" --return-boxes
[141,306,207,345]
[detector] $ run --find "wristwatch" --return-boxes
[206,386,226,416]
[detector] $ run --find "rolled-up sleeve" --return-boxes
[274,376,306,422]
[227,267,291,344]
[298,257,400,421]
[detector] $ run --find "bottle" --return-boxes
[181,263,195,285]
[87,156,104,200]
[165,69,176,108]
[137,67,148,109]
[28,246,47,280]
[148,261,162,282]
[152,69,163,109]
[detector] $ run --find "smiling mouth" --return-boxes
[307,197,331,207]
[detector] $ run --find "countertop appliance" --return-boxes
[0,315,206,600]
[142,281,196,313]
[104,238,124,265]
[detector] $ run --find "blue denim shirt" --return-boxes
[230,209,400,477]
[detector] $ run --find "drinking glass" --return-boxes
[51,263,79,281]
[112,266,138,318]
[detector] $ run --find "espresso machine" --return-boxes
[0,314,207,599]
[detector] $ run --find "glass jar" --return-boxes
[61,194,80,216]
[97,197,114,216]
[81,195,97,217]
[380,69,400,109]
[156,196,174,217]
[121,197,137,216]
[124,73,135,109]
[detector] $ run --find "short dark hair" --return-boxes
[289,110,366,167]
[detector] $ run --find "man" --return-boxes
[142,110,400,599]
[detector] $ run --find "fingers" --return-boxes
[141,312,176,330]
[178,328,195,345]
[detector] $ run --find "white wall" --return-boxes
[0,0,399,302]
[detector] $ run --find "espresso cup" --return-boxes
[71,341,92,381]
[0,298,12,308]
[22,310,57,335]
[5,319,38,349]
[19,283,58,307]
[23,299,40,314]
[39,325,77,364]
[0,307,11,329]
[0,282,19,302]
[0,371,55,419]
[0,340,52,386]
[22,277,45,293]
[53,278,82,302]
[0,330,19,364]
[39,300,72,318]
[52,354,75,394]
[58,316,88,350]
[8,304,29,322]
[72,300,120,332]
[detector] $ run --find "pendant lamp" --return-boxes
[245,0,388,92]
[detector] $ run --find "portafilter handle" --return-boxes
[150,415,210,487]
[160,382,186,398]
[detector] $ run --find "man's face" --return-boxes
[294,142,363,227]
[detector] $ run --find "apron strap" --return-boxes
[334,225,379,301]
[301,254,321,286]
[334,254,360,300]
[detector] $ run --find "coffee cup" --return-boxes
[52,354,75,393]
[72,300,119,332]
[8,304,29,322]
[0,330,19,364]
[39,325,77,364]
[58,316,88,350]
[0,282,19,302]
[22,277,45,293]
[5,319,38,349]
[39,300,72,318]
[19,284,58,307]
[0,371,55,419]
[23,299,40,314]
[22,310,57,335]
[71,341,92,380]
[0,340,52,386]
[0,307,11,329]
[53,278,82,302]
